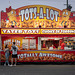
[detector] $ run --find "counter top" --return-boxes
[0,50,75,52]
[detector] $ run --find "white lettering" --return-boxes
[46,8,50,19]
[7,30,10,33]
[34,8,37,19]
[54,11,59,22]
[29,8,33,19]
[2,30,6,33]
[20,10,24,22]
[25,8,29,20]
[50,9,54,20]
[39,8,44,19]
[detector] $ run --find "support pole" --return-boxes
[38,37,41,50]
[0,36,2,65]
[67,0,68,9]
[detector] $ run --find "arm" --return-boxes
[11,47,13,51]
[16,46,18,51]
[4,48,9,52]
[4,48,6,52]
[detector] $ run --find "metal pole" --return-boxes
[0,35,1,65]
[0,37,1,65]
[67,0,68,9]
[0,9,1,65]
[0,49,1,65]
[0,12,1,28]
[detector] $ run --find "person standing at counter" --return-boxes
[49,44,56,50]
[4,44,10,66]
[42,41,46,48]
[10,42,18,66]
[61,41,66,50]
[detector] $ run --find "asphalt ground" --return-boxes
[0,63,75,75]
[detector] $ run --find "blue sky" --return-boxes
[0,0,75,11]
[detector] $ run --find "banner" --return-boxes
[1,28,75,34]
[1,29,40,34]
[1,5,75,28]
[41,29,75,34]
[1,50,75,62]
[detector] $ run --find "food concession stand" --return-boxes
[0,5,75,63]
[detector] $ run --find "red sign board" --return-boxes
[1,50,75,62]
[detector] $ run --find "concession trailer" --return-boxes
[0,5,75,63]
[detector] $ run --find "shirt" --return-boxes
[49,47,53,50]
[42,43,46,48]
[61,43,65,50]
[11,45,18,55]
[5,48,9,53]
[49,45,56,50]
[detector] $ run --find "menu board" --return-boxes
[30,39,36,49]
[22,39,29,49]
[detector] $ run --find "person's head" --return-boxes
[5,44,8,48]
[52,44,54,47]
[13,42,16,45]
[63,41,65,43]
